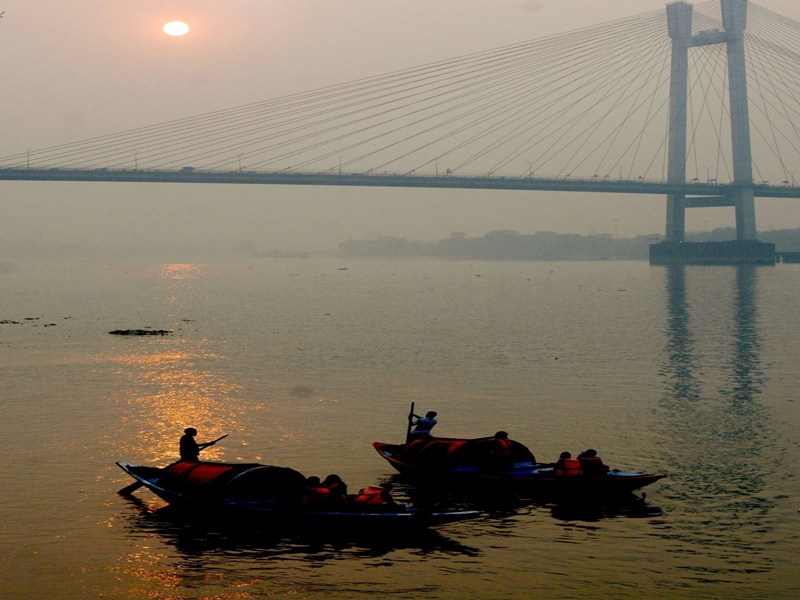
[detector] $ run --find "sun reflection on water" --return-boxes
[110,263,241,465]
[113,346,241,463]
[157,263,210,280]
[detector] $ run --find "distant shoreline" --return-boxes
[337,228,800,261]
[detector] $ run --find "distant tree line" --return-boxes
[338,228,800,260]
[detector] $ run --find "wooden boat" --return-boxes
[373,437,665,496]
[116,460,481,528]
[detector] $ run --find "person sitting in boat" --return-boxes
[553,451,582,477]
[409,411,438,438]
[578,449,609,476]
[320,474,348,506]
[353,483,398,508]
[302,476,331,506]
[178,427,216,462]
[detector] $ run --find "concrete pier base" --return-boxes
[649,241,776,265]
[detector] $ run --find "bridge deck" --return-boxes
[2,168,799,199]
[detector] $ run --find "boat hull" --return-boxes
[116,461,480,528]
[373,442,665,496]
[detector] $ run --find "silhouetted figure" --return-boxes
[321,474,349,506]
[578,449,610,476]
[303,476,329,506]
[178,427,216,461]
[409,411,438,438]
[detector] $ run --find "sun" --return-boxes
[163,21,190,37]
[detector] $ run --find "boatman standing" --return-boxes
[409,411,438,438]
[179,427,218,462]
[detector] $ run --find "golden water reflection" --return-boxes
[108,263,255,595]
[111,263,239,465]
[157,263,210,280]
[113,345,241,463]
[153,263,209,307]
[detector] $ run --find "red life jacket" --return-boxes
[354,486,387,504]
[554,457,582,476]
[302,486,330,505]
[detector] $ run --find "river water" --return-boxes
[0,257,798,599]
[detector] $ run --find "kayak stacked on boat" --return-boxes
[116,460,481,528]
[373,437,665,496]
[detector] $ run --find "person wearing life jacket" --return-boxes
[302,475,330,506]
[578,449,610,476]
[320,474,348,506]
[553,451,582,476]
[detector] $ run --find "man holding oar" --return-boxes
[179,428,227,462]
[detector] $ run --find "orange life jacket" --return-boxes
[354,486,387,504]
[302,486,330,504]
[554,457,582,476]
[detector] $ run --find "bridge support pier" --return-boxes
[665,1,692,243]
[652,0,772,264]
[723,0,758,240]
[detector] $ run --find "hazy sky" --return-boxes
[2,0,800,256]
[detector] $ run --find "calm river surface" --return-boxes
[1,257,798,599]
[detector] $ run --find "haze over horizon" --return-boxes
[3,1,800,258]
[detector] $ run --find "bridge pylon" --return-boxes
[654,0,773,264]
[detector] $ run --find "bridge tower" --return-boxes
[665,0,758,243]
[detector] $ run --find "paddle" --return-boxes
[405,402,415,445]
[116,433,228,495]
[201,434,229,449]
[117,480,146,496]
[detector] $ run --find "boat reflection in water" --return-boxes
[118,494,482,560]
[383,474,664,524]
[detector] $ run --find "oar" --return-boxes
[117,434,228,495]
[405,402,415,445]
[117,480,145,496]
[203,434,228,448]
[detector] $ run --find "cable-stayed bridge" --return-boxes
[3,0,800,259]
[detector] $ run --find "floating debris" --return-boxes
[109,329,172,336]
